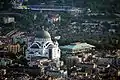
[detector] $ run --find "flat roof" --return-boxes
[31,56,48,61]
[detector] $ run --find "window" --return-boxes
[45,52,48,55]
[27,56,30,59]
[42,42,44,44]
[39,52,42,55]
[47,44,54,48]
[30,44,39,49]
[45,42,50,46]
[29,52,34,54]
[36,42,41,47]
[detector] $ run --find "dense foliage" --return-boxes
[0,0,120,49]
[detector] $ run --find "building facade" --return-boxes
[26,28,61,61]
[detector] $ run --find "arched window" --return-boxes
[47,44,54,48]
[45,42,50,46]
[44,42,51,48]
[30,44,39,49]
[36,42,41,47]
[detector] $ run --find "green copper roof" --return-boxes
[60,43,95,50]
[35,30,51,38]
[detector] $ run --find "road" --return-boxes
[14,5,81,12]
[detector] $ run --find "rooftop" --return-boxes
[60,42,95,50]
[35,29,51,38]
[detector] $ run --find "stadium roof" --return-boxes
[60,42,95,50]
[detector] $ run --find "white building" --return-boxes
[26,28,61,61]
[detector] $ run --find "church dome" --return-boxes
[35,29,51,38]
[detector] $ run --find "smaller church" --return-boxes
[26,28,61,61]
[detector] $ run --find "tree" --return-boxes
[0,0,13,11]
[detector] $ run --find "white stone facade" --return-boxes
[26,30,61,61]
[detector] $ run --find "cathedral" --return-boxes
[26,28,61,61]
